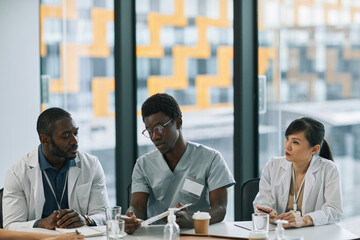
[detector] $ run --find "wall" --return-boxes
[0,0,40,187]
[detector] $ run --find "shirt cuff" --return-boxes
[84,215,97,226]
[33,219,40,228]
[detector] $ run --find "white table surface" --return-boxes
[27,221,359,240]
[182,222,358,240]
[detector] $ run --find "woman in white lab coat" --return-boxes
[253,117,342,227]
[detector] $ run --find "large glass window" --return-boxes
[135,0,235,220]
[259,0,360,219]
[40,0,116,205]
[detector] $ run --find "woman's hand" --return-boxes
[276,212,313,228]
[255,206,277,224]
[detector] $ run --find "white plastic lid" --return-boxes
[192,211,211,220]
[248,230,268,238]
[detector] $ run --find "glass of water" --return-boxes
[252,213,269,232]
[106,206,122,221]
[106,219,125,240]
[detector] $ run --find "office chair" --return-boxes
[127,183,132,208]
[240,178,260,221]
[0,188,3,228]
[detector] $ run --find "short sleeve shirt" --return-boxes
[131,141,235,218]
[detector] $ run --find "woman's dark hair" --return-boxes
[141,93,182,121]
[285,117,333,161]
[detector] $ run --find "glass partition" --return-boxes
[40,0,116,205]
[259,0,360,219]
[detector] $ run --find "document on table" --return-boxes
[234,221,277,231]
[182,222,249,239]
[141,203,192,226]
[55,226,106,237]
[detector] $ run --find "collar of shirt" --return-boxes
[38,144,76,173]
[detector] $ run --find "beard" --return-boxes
[49,137,77,160]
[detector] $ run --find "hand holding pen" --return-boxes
[173,202,194,228]
[256,206,277,223]
[122,211,142,234]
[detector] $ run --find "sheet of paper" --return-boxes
[141,203,192,226]
[234,221,277,231]
[55,226,106,237]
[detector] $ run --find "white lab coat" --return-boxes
[253,155,342,226]
[3,146,109,230]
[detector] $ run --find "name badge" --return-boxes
[182,178,204,198]
[290,210,301,217]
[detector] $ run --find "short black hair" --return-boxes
[37,107,72,136]
[141,93,182,121]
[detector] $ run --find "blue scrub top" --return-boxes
[132,141,235,218]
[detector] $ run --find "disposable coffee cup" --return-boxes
[192,211,211,235]
[248,230,268,240]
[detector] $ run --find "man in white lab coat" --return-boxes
[3,107,109,230]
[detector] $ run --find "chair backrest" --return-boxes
[240,178,260,221]
[127,183,132,208]
[0,188,3,228]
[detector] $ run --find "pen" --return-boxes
[258,208,277,217]
[75,230,80,235]
[130,214,139,223]
[234,223,251,231]
[258,208,270,214]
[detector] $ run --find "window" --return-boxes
[40,0,116,205]
[259,0,360,219]
[135,0,235,220]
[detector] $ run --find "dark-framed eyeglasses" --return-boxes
[142,118,173,138]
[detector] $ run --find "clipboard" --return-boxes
[141,203,192,226]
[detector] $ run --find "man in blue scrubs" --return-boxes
[124,93,235,234]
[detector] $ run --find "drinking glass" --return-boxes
[252,213,269,232]
[106,219,125,240]
[106,206,122,221]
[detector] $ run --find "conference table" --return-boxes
[30,221,358,240]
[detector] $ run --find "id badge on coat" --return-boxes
[290,210,301,217]
[182,177,204,199]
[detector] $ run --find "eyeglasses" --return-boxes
[142,118,173,138]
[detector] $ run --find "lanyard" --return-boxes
[43,170,68,210]
[291,166,306,212]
